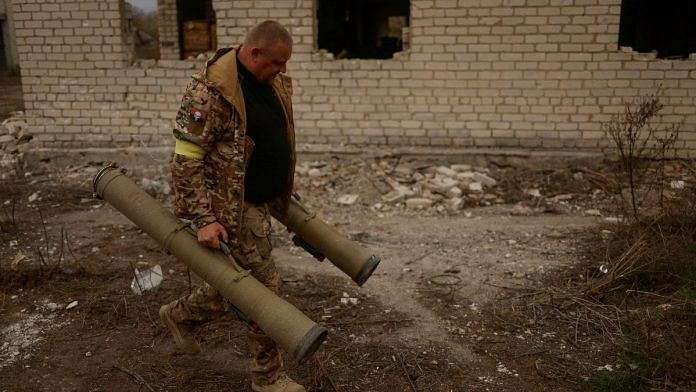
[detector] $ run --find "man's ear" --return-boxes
[250,47,262,60]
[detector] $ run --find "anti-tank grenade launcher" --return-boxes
[272,195,381,287]
[93,163,325,363]
[92,163,381,363]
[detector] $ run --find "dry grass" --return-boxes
[494,91,695,391]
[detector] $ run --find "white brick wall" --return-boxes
[156,0,178,60]
[10,0,696,155]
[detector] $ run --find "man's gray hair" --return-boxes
[244,20,293,49]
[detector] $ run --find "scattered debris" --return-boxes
[0,300,66,369]
[496,362,517,376]
[10,251,29,271]
[468,182,483,193]
[0,112,34,179]
[337,194,358,206]
[585,209,601,216]
[405,198,433,210]
[472,172,497,187]
[339,292,359,305]
[130,264,163,295]
[670,180,685,189]
[27,192,39,203]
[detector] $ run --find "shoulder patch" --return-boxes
[190,108,208,123]
[184,89,211,135]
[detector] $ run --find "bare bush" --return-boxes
[603,89,680,221]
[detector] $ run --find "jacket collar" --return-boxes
[200,46,247,125]
[198,46,294,127]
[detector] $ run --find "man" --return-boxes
[159,21,304,392]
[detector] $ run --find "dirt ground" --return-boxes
[0,156,629,391]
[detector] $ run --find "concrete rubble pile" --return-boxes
[0,112,33,179]
[375,162,502,212]
[295,159,503,214]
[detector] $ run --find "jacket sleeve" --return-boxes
[171,79,230,229]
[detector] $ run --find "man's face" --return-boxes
[251,41,292,84]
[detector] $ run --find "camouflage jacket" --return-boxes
[171,47,296,243]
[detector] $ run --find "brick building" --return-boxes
[6,0,696,156]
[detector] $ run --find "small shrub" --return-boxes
[603,88,680,221]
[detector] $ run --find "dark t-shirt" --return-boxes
[237,58,291,204]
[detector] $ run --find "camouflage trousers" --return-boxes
[165,201,284,386]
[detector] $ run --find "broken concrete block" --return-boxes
[337,194,359,205]
[551,194,573,201]
[429,192,444,202]
[382,189,407,204]
[1,116,27,136]
[383,177,402,189]
[295,165,309,175]
[436,166,458,177]
[393,165,414,177]
[401,186,416,197]
[469,182,483,192]
[448,197,464,211]
[456,171,474,180]
[447,186,463,198]
[472,172,497,187]
[424,176,459,195]
[585,209,601,216]
[308,168,322,178]
[451,164,472,172]
[406,198,433,209]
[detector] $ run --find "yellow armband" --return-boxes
[174,139,206,160]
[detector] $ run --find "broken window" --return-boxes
[0,18,8,72]
[317,0,409,60]
[123,0,215,61]
[125,0,160,59]
[177,0,216,60]
[619,0,696,59]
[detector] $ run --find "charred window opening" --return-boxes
[0,19,8,72]
[317,0,409,60]
[619,0,696,59]
[177,0,216,60]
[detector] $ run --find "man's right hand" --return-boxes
[197,222,229,249]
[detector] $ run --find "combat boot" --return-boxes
[247,331,305,392]
[159,303,201,355]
